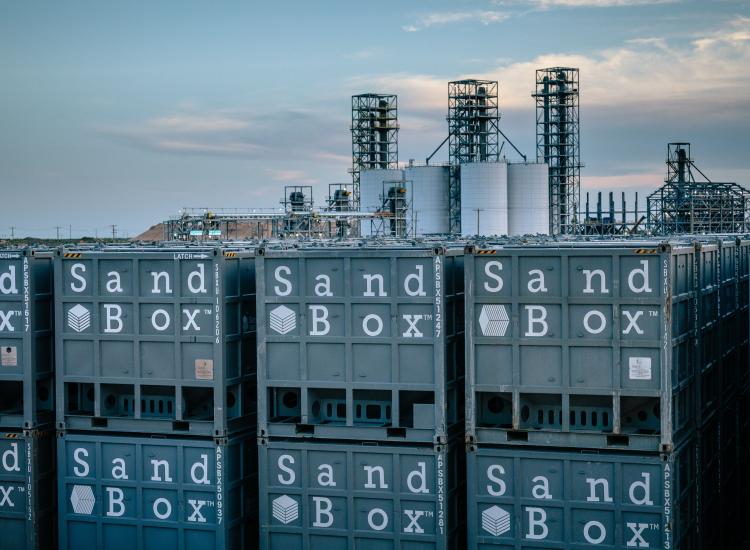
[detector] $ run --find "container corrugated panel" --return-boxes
[258,439,465,549]
[57,431,257,550]
[467,443,697,549]
[0,249,55,429]
[54,246,257,437]
[257,244,464,444]
[465,241,697,452]
[0,430,56,549]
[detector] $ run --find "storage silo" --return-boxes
[359,168,404,236]
[405,165,450,235]
[459,162,508,236]
[508,162,549,235]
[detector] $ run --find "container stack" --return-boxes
[0,248,56,549]
[256,242,467,549]
[464,238,750,548]
[54,245,258,549]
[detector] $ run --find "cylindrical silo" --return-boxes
[460,162,508,236]
[359,168,404,236]
[507,163,549,236]
[405,165,450,235]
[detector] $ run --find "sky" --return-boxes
[1,0,748,238]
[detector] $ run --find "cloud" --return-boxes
[495,0,676,6]
[403,10,510,32]
[265,168,319,185]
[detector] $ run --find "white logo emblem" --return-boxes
[272,494,298,524]
[482,505,511,536]
[269,305,296,335]
[70,485,96,515]
[67,304,91,333]
[479,305,509,337]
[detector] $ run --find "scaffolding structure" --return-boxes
[533,67,581,236]
[647,143,750,235]
[351,94,399,210]
[281,186,314,236]
[447,80,500,233]
[581,191,645,235]
[368,179,410,238]
[326,184,355,238]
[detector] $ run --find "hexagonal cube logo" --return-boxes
[269,305,296,335]
[482,505,511,536]
[479,305,509,337]
[272,494,298,524]
[67,304,91,333]
[70,485,96,515]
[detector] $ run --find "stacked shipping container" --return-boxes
[256,243,467,548]
[54,246,258,549]
[464,237,750,549]
[0,248,57,549]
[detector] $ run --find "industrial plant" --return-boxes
[160,65,750,243]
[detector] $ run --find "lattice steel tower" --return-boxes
[533,68,581,235]
[447,80,500,233]
[351,94,399,210]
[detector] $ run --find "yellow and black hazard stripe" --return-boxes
[63,253,82,258]
[632,249,657,255]
[224,251,238,257]
[476,250,497,255]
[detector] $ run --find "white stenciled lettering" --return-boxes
[404,265,426,296]
[623,310,645,335]
[629,473,653,506]
[368,508,388,531]
[183,308,200,331]
[525,306,549,337]
[70,263,87,293]
[486,464,506,496]
[274,266,292,296]
[1,443,19,473]
[527,269,548,294]
[583,269,609,294]
[407,462,429,494]
[111,458,128,480]
[484,261,504,293]
[586,478,613,502]
[0,266,18,295]
[402,314,424,338]
[583,520,607,544]
[314,274,332,297]
[531,476,552,499]
[317,464,336,487]
[309,305,330,336]
[627,523,649,547]
[313,497,334,527]
[363,273,386,297]
[105,271,123,293]
[0,486,14,507]
[191,454,210,485]
[404,510,425,533]
[362,314,383,336]
[583,310,607,335]
[73,447,90,477]
[150,459,173,482]
[0,311,16,332]
[526,507,549,540]
[188,499,207,523]
[363,465,388,489]
[104,304,123,333]
[153,497,172,520]
[151,271,172,294]
[628,260,652,294]
[277,454,295,485]
[106,487,125,517]
[187,263,207,294]
[151,309,171,331]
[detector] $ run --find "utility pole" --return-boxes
[69,225,72,240]
[474,209,483,235]
[54,226,62,239]
[10,227,15,239]
[110,225,117,240]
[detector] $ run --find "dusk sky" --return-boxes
[1,0,748,238]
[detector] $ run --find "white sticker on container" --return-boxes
[1,346,17,367]
[195,359,214,380]
[628,357,652,380]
